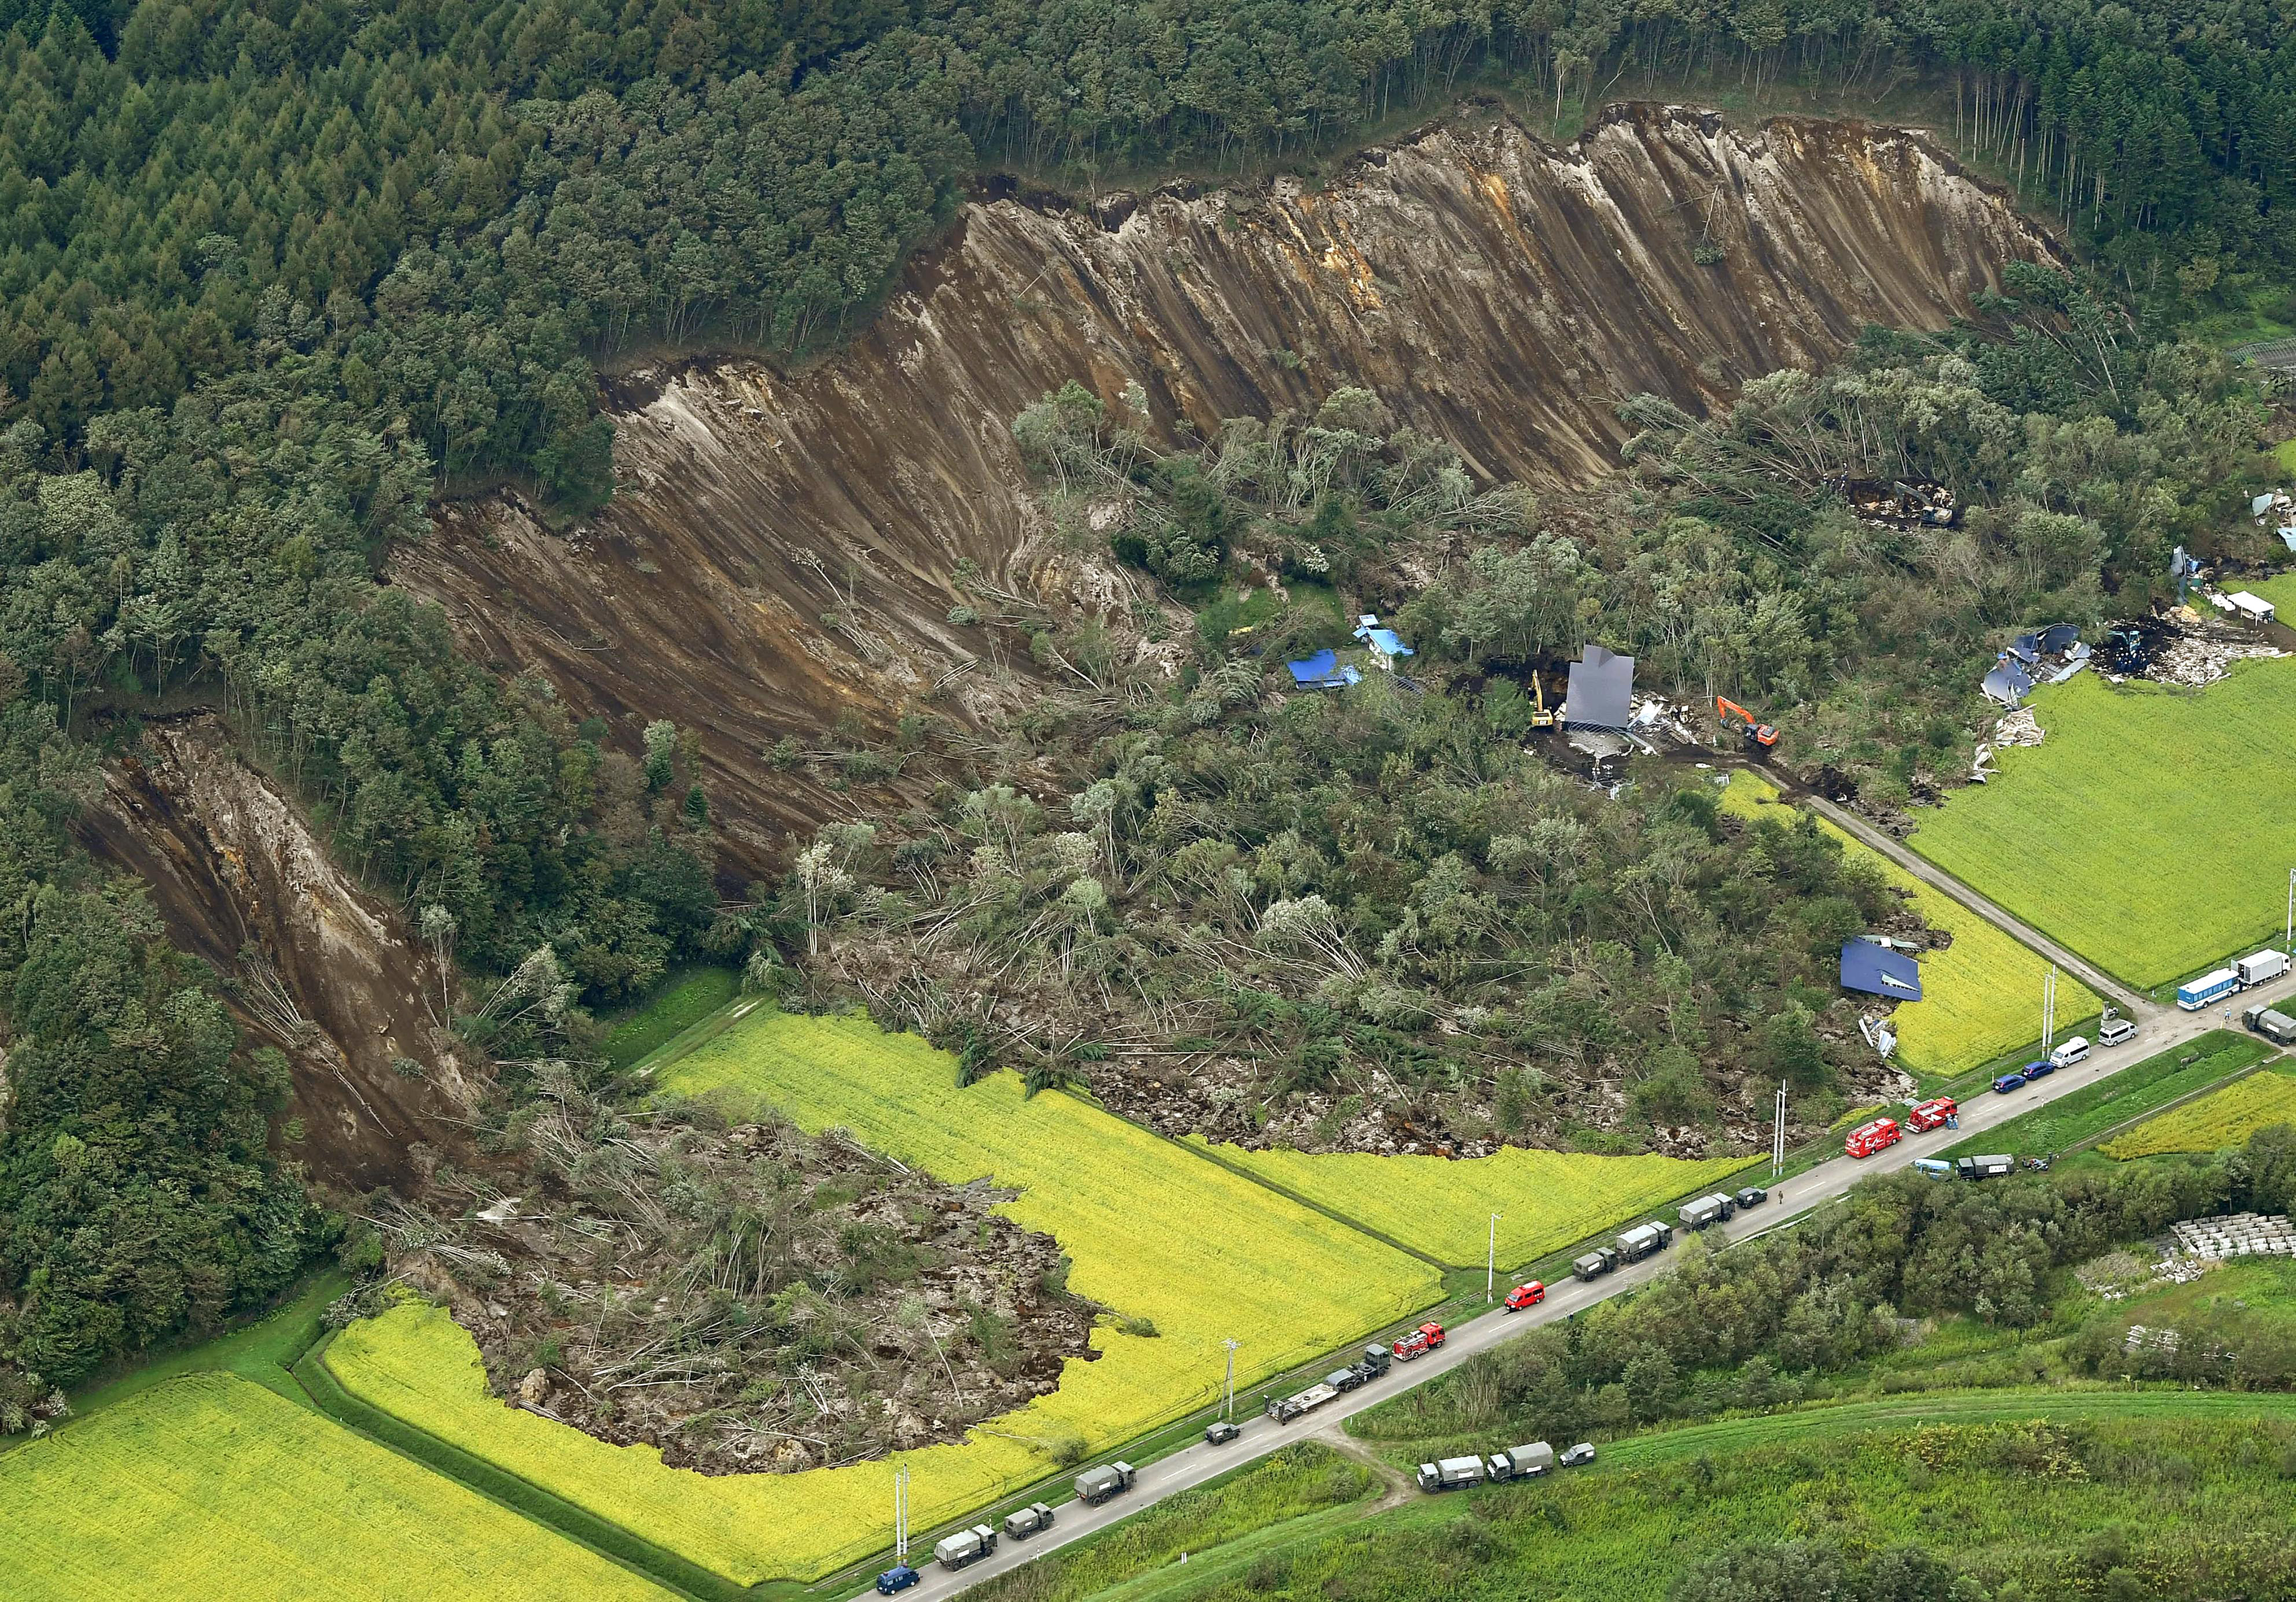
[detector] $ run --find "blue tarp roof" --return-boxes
[1285,650,1360,688]
[1353,624,1415,657]
[1840,939,1923,1000]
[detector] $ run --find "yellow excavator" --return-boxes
[1529,669,1556,728]
[1716,695,1778,750]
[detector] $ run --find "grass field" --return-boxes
[2102,1061,2296,1158]
[329,1007,1443,1585]
[1940,1032,2275,1159]
[1723,774,2093,1076]
[1188,1141,1756,1268]
[599,963,740,1069]
[1907,664,2296,989]
[1116,1397,2296,1602]
[0,1373,668,1601]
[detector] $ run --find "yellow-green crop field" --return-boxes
[328,1007,1443,1585]
[0,1372,668,1601]
[1907,664,2296,989]
[1723,774,2093,1074]
[2101,1067,2296,1159]
[1188,1140,1756,1266]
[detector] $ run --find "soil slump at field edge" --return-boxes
[390,102,2053,875]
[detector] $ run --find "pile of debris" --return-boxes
[1847,480,1958,529]
[1970,708,2044,783]
[1981,624,2088,707]
[2168,1211,2296,1261]
[2253,488,2296,550]
[2147,627,2284,688]
[378,1082,1097,1475]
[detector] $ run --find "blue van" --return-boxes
[2022,1058,2055,1080]
[1992,1070,2028,1094]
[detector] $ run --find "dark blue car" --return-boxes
[878,1566,921,1596]
[1992,1071,2028,1093]
[2022,1058,2056,1080]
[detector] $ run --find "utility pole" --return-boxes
[2042,964,2058,1053]
[1772,1080,1787,1177]
[2284,867,2293,952]
[1221,1338,1240,1420]
[893,1465,909,1563]
[1488,1213,1503,1302]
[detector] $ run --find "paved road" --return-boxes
[863,967,2296,1602]
[1799,792,2148,1018]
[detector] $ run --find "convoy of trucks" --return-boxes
[1616,1221,1672,1262]
[1002,1504,1055,1541]
[1073,1463,1136,1507]
[2179,949,2290,1010]
[1418,1438,1589,1494]
[1573,1245,1620,1280]
[2245,1002,2296,1045]
[932,1526,1001,1571]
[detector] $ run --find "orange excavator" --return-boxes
[1716,696,1778,750]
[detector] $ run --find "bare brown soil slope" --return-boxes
[75,715,476,1191]
[392,103,2052,874]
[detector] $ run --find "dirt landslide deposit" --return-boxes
[392,104,2050,873]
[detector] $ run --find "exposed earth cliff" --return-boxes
[75,716,476,1191]
[391,102,2052,874]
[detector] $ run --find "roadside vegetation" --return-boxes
[1942,1033,2276,1161]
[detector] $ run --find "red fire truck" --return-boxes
[1845,1117,1903,1158]
[1905,1097,1958,1133]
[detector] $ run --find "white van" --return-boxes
[2098,1018,2136,1047]
[2049,1036,2090,1069]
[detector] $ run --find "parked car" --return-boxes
[877,1567,921,1596]
[2099,1017,2137,1047]
[1560,1442,1598,1467]
[1993,1070,2028,1093]
[1205,1420,1240,1445]
[2022,1058,2056,1080]
[1503,1281,1547,1312]
[1735,1185,1769,1209]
